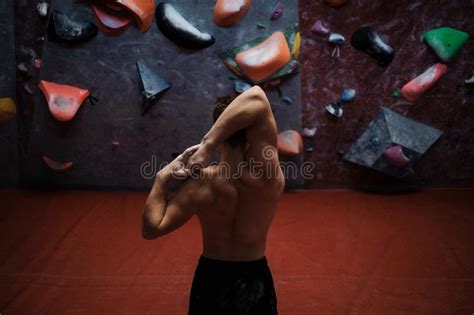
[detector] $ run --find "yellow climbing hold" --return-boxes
[292,32,301,59]
[0,97,16,123]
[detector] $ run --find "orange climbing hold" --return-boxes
[213,0,252,27]
[92,3,133,36]
[42,155,74,171]
[236,31,291,82]
[401,63,447,101]
[39,80,89,122]
[114,0,154,32]
[277,130,303,156]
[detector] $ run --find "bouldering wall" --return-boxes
[0,0,18,187]
[5,0,474,190]
[19,0,301,189]
[299,0,474,190]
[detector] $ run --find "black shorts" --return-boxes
[189,255,278,315]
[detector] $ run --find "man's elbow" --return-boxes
[141,218,160,240]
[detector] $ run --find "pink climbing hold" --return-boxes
[383,145,410,167]
[311,19,330,36]
[270,2,284,21]
[401,63,447,101]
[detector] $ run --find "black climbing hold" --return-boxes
[325,102,343,118]
[351,26,395,67]
[155,2,215,50]
[47,10,98,43]
[136,60,171,114]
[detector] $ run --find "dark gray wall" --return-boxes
[21,0,301,189]
[0,0,18,187]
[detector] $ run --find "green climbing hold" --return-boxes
[391,89,401,97]
[423,27,469,62]
[256,22,266,29]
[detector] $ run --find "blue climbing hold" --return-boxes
[282,96,292,104]
[340,88,356,102]
[234,80,252,94]
[370,137,380,147]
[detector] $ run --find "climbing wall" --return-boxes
[299,0,474,190]
[21,0,301,189]
[0,0,18,187]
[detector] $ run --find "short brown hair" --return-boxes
[213,95,246,147]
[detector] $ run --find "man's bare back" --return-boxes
[141,86,283,313]
[192,161,284,261]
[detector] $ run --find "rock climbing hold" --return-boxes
[328,33,345,57]
[302,127,317,137]
[292,32,301,58]
[370,137,380,147]
[92,3,133,36]
[48,10,98,43]
[401,63,447,101]
[136,60,171,114]
[271,2,284,21]
[391,89,401,97]
[213,0,252,27]
[234,80,252,94]
[277,130,303,156]
[465,73,474,87]
[24,83,34,95]
[34,58,41,69]
[343,107,443,177]
[325,102,343,118]
[311,20,330,36]
[37,2,48,17]
[340,88,356,102]
[423,27,469,62]
[256,22,266,29]
[282,96,292,104]
[219,24,298,83]
[304,144,314,153]
[112,141,120,147]
[383,145,410,167]
[235,31,291,82]
[267,78,281,87]
[115,0,154,32]
[288,60,299,73]
[39,80,90,122]
[42,155,73,171]
[156,2,215,50]
[328,33,345,45]
[0,97,17,123]
[351,26,395,67]
[325,0,347,7]
[17,63,31,78]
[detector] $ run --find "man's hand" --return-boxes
[158,144,200,181]
[185,141,215,175]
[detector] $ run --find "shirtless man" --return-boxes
[141,86,284,314]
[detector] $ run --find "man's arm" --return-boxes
[187,86,278,169]
[142,176,210,239]
[141,144,211,240]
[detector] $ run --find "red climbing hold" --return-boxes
[42,155,74,171]
[401,63,447,101]
[277,130,303,156]
[39,80,90,122]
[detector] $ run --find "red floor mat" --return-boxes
[1,189,473,314]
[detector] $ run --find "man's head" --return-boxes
[213,95,247,150]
